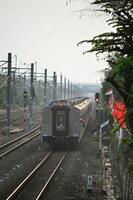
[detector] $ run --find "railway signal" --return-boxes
[95,92,100,101]
[95,92,100,106]
[23,90,28,98]
[23,90,28,113]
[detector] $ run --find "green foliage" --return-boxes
[107,55,133,98]
[78,0,133,56]
[103,55,133,134]
[115,56,133,82]
[101,80,112,102]
[77,0,133,135]
[111,123,121,134]
[122,135,133,147]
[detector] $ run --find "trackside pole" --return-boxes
[7,53,12,135]
[44,68,47,105]
[64,77,66,99]
[60,73,62,100]
[29,63,34,128]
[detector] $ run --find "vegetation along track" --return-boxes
[0,114,24,128]
[0,125,41,159]
[6,151,67,200]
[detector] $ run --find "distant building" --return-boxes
[76,83,101,97]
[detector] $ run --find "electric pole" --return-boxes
[64,77,66,99]
[12,71,15,111]
[53,72,57,101]
[7,53,12,134]
[74,84,76,97]
[68,80,70,99]
[60,73,62,100]
[44,68,47,105]
[71,83,73,98]
[29,63,34,127]
[24,74,26,89]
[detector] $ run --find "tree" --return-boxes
[77,0,133,56]
[106,55,133,134]
[76,0,133,134]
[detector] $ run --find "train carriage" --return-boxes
[41,97,92,146]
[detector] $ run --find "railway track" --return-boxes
[6,151,67,200]
[0,110,42,129]
[0,125,41,159]
[0,111,24,120]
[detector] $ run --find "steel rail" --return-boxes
[36,151,67,200]
[0,132,40,159]
[6,151,53,200]
[8,115,24,121]
[0,109,41,125]
[0,125,41,150]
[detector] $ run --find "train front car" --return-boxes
[41,100,71,145]
[41,98,92,146]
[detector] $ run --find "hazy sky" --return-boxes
[0,0,111,83]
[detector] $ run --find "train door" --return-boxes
[52,107,69,136]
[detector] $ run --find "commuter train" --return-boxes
[41,97,92,146]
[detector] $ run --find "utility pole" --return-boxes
[14,54,17,68]
[71,83,73,98]
[68,80,70,99]
[23,74,27,113]
[29,63,34,128]
[39,80,41,91]
[24,74,26,89]
[53,72,57,101]
[35,61,37,82]
[64,77,66,99]
[60,73,62,100]
[12,71,15,111]
[55,74,57,100]
[74,84,76,97]
[38,80,41,106]
[44,68,47,105]
[7,53,12,134]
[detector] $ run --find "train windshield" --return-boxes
[56,111,66,131]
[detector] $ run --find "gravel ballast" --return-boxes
[41,125,104,200]
[0,115,114,200]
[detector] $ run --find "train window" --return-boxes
[56,111,66,131]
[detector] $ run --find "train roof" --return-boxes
[49,99,70,106]
[49,97,91,109]
[74,98,92,110]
